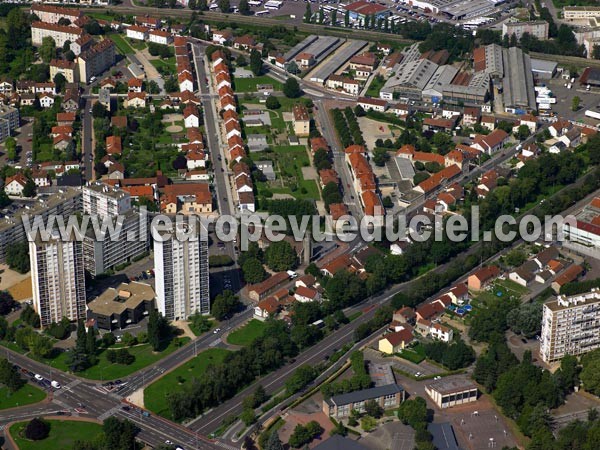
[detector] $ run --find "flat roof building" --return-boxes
[541,289,600,362]
[87,282,155,330]
[425,377,478,409]
[323,384,405,419]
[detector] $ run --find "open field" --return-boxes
[108,33,134,55]
[0,384,46,410]
[227,319,267,346]
[9,419,103,450]
[233,75,283,93]
[144,348,231,420]
[40,338,190,380]
[255,145,319,201]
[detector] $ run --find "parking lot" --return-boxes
[544,77,600,124]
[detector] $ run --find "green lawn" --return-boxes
[397,343,426,364]
[40,338,190,381]
[0,384,46,410]
[268,111,286,131]
[108,33,134,55]
[495,278,530,296]
[255,145,319,201]
[10,420,103,450]
[241,96,306,113]
[144,348,232,420]
[227,319,267,346]
[86,12,115,21]
[150,57,176,75]
[233,75,283,93]
[366,75,385,98]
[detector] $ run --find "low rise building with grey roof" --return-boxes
[247,134,269,152]
[422,65,459,102]
[380,58,439,101]
[323,383,405,418]
[502,47,536,113]
[425,377,478,409]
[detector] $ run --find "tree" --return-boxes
[266,96,281,110]
[331,9,337,26]
[236,54,247,66]
[53,72,66,93]
[4,136,16,161]
[25,418,50,440]
[242,257,267,283]
[22,178,36,198]
[506,302,542,338]
[265,241,297,271]
[303,3,312,23]
[283,78,301,98]
[92,102,108,119]
[0,292,15,316]
[218,0,230,12]
[6,243,29,274]
[240,407,256,426]
[39,36,56,63]
[372,147,389,166]
[572,95,581,112]
[318,7,324,24]
[0,357,25,392]
[147,308,170,351]
[344,9,350,28]
[188,0,197,8]
[146,80,160,94]
[239,0,250,15]
[398,396,428,428]
[265,431,284,450]
[360,416,377,432]
[250,49,262,76]
[364,399,384,418]
[211,290,242,320]
[198,0,208,10]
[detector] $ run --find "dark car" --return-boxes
[521,338,528,344]
[121,406,131,411]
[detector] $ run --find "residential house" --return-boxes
[39,93,55,108]
[358,97,387,112]
[126,25,149,41]
[125,92,146,108]
[212,30,232,45]
[4,173,28,196]
[184,105,200,129]
[471,129,509,154]
[106,136,122,155]
[254,297,280,320]
[148,30,172,46]
[467,265,500,291]
[430,323,453,342]
[378,328,414,354]
[292,104,310,137]
[294,286,321,303]
[128,78,143,93]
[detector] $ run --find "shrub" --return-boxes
[24,418,50,441]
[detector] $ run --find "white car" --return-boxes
[34,374,43,381]
[213,328,221,334]
[165,440,173,445]
[51,380,61,389]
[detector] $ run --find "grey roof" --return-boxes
[531,58,558,74]
[423,65,459,97]
[428,423,461,450]
[502,47,536,110]
[309,40,368,83]
[283,35,319,61]
[313,435,368,450]
[328,383,403,406]
[382,58,439,92]
[395,157,416,180]
[302,36,342,61]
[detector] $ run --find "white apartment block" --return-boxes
[83,183,132,216]
[31,4,83,24]
[564,6,600,21]
[31,22,83,48]
[29,233,86,327]
[0,106,19,142]
[83,211,149,277]
[154,224,209,320]
[502,21,549,41]
[540,290,600,363]
[126,25,149,41]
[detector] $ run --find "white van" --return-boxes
[51,380,61,389]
